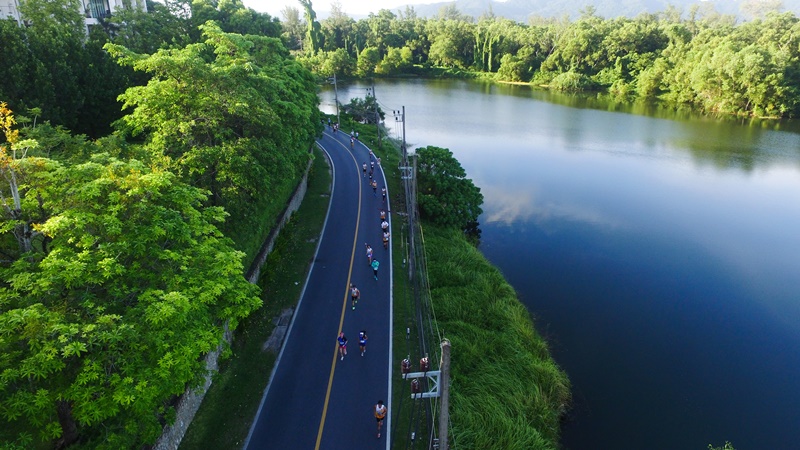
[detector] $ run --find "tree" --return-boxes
[109,0,192,54]
[0,103,46,257]
[415,146,483,234]
[13,0,87,132]
[106,22,321,244]
[320,1,355,52]
[299,0,323,55]
[357,46,381,77]
[427,19,475,69]
[280,6,304,50]
[342,96,384,124]
[376,46,413,75]
[0,152,261,448]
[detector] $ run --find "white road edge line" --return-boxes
[242,141,336,450]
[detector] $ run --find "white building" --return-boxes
[1,0,22,22]
[81,0,147,27]
[1,0,147,29]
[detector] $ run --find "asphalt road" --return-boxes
[244,129,393,450]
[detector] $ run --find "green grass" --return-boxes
[422,226,571,449]
[179,146,332,450]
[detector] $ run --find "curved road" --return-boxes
[244,129,393,449]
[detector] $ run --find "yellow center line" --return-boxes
[315,135,362,449]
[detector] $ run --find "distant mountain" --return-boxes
[398,0,800,21]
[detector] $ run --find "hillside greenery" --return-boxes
[0,0,320,447]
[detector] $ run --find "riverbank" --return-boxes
[422,225,570,448]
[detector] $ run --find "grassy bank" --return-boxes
[422,225,570,449]
[179,146,332,449]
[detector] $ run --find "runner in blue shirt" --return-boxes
[359,330,368,356]
[337,332,348,360]
[371,259,380,280]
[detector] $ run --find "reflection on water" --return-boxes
[319,79,800,449]
[481,183,625,231]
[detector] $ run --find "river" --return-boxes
[320,79,800,450]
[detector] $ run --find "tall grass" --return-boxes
[423,226,570,449]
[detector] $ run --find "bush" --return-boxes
[549,71,598,92]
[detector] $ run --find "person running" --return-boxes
[371,259,380,280]
[365,243,373,265]
[355,131,359,140]
[383,231,390,249]
[375,400,387,438]
[381,220,389,233]
[370,161,375,172]
[381,187,387,203]
[350,137,355,149]
[362,162,367,177]
[359,330,368,356]
[379,209,386,222]
[337,332,348,360]
[350,283,360,310]
[371,180,378,196]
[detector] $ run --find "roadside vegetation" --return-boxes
[0,2,320,447]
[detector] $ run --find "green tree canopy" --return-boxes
[106,22,321,245]
[415,145,483,233]
[0,145,260,447]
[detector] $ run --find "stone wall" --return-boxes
[152,155,315,450]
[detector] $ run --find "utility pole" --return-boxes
[333,72,340,126]
[438,339,451,450]
[401,105,406,163]
[371,79,381,147]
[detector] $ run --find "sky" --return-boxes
[243,0,439,18]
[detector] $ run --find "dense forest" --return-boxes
[294,2,800,118]
[0,0,320,447]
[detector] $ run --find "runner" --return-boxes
[350,283,360,310]
[337,332,348,360]
[374,400,387,438]
[381,187,386,203]
[350,137,355,149]
[383,231,390,249]
[379,209,386,222]
[359,330,368,356]
[365,243,373,265]
[371,259,379,280]
[381,219,389,233]
[362,162,367,177]
[371,180,378,196]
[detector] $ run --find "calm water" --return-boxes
[321,80,800,449]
